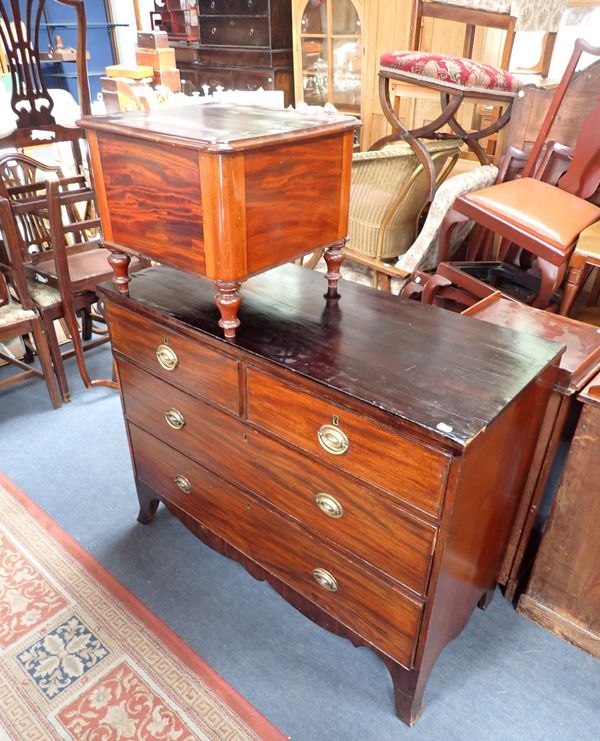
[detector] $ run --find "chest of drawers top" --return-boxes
[100,263,561,449]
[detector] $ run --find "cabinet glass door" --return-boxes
[300,0,362,114]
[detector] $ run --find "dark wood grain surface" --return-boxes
[97,135,205,269]
[100,264,563,446]
[78,102,357,152]
[468,296,600,394]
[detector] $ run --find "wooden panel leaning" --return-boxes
[518,373,600,659]
[463,294,600,600]
[99,263,563,725]
[78,103,357,338]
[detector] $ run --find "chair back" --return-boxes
[522,38,600,188]
[0,0,91,152]
[0,153,61,264]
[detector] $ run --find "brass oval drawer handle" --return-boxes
[317,424,349,456]
[312,567,338,592]
[156,344,178,371]
[315,492,344,519]
[165,407,185,430]
[174,474,192,495]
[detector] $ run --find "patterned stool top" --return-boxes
[380,51,522,96]
[576,219,600,260]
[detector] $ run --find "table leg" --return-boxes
[215,281,242,339]
[323,241,345,299]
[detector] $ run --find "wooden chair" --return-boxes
[437,38,600,311]
[413,1,567,77]
[0,198,61,409]
[0,0,91,160]
[411,1,517,71]
[0,152,126,400]
[373,1,568,197]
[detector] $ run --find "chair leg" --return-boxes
[31,322,61,409]
[534,259,565,310]
[41,313,71,403]
[81,307,93,341]
[65,305,118,391]
[438,209,470,263]
[559,252,587,316]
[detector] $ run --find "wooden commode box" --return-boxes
[99,264,562,725]
[79,102,357,338]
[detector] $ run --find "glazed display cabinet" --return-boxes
[293,0,363,119]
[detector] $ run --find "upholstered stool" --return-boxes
[372,50,522,207]
[559,219,600,316]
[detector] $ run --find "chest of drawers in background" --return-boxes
[99,264,561,725]
[173,0,294,106]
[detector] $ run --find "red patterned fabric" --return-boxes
[380,51,522,94]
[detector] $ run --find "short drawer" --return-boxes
[107,303,240,414]
[119,360,436,595]
[199,16,269,47]
[246,368,449,517]
[130,424,423,668]
[200,0,268,14]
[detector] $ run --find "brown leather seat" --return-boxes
[464,177,600,251]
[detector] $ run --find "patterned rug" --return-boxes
[0,472,284,740]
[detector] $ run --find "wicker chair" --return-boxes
[343,138,460,287]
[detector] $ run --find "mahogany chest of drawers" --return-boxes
[99,264,562,725]
[173,0,294,105]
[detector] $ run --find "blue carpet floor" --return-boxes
[1,345,599,740]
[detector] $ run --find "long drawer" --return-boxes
[199,17,270,47]
[119,359,437,595]
[246,367,449,517]
[199,0,269,14]
[130,423,423,667]
[107,303,240,415]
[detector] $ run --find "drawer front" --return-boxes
[199,17,269,47]
[107,304,240,414]
[246,368,449,517]
[119,360,436,595]
[234,68,275,91]
[200,0,268,14]
[130,424,422,667]
[188,66,234,92]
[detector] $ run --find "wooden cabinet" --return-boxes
[169,0,295,105]
[293,0,363,115]
[99,262,561,725]
[518,374,600,659]
[79,101,356,338]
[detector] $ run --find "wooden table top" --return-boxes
[467,296,600,394]
[99,264,563,449]
[78,102,359,152]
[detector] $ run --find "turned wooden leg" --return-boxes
[215,281,242,339]
[136,480,160,525]
[478,587,495,611]
[382,658,428,726]
[107,249,132,295]
[559,252,587,316]
[323,241,345,299]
